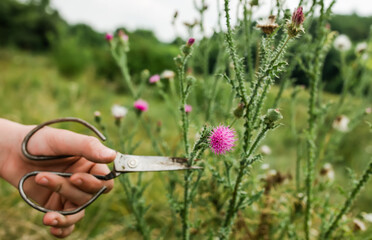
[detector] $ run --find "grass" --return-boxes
[0,48,372,239]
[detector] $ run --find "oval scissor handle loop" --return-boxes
[22,117,106,161]
[18,171,109,215]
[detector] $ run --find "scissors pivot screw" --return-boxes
[128,158,138,168]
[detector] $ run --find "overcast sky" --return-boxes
[50,0,372,42]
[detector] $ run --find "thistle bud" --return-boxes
[94,111,101,124]
[264,108,283,128]
[286,7,305,38]
[292,6,305,27]
[156,120,162,133]
[186,75,196,86]
[174,55,183,67]
[184,104,192,114]
[105,33,113,42]
[141,69,150,81]
[187,38,195,47]
[118,30,130,51]
[233,102,245,118]
[118,30,129,42]
[182,38,195,56]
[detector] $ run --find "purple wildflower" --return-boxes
[209,125,237,155]
[286,6,305,38]
[118,30,129,42]
[134,99,149,112]
[149,74,160,83]
[184,104,192,113]
[292,7,305,27]
[105,33,113,41]
[187,38,195,46]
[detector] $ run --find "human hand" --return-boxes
[0,119,116,238]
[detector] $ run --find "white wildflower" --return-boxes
[366,107,372,115]
[361,212,372,223]
[320,163,335,182]
[161,70,175,79]
[267,169,277,177]
[332,115,350,132]
[261,163,270,170]
[260,145,272,155]
[353,219,366,232]
[111,104,128,119]
[355,42,368,54]
[334,34,351,51]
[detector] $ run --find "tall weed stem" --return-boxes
[323,161,372,239]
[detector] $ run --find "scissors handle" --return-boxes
[18,171,118,215]
[19,117,115,215]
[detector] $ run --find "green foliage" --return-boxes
[127,30,179,75]
[51,37,91,77]
[329,14,372,42]
[0,0,62,50]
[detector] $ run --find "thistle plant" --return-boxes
[107,30,136,98]
[213,1,306,238]
[86,1,372,239]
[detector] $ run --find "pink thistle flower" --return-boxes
[134,99,149,112]
[118,30,129,42]
[184,104,192,113]
[209,125,237,155]
[105,33,113,41]
[149,74,160,83]
[187,38,195,46]
[292,7,305,27]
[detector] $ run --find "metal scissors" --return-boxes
[18,117,200,215]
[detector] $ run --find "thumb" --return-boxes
[27,127,116,163]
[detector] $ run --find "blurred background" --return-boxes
[0,0,372,239]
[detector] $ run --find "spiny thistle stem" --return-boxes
[304,43,322,240]
[271,35,291,65]
[219,124,271,239]
[243,1,254,82]
[112,49,136,99]
[176,41,198,240]
[224,0,248,105]
[323,161,372,239]
[177,59,191,157]
[182,128,210,240]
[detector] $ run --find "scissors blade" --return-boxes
[113,153,201,173]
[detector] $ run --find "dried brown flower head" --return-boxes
[256,15,279,35]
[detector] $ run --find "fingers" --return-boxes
[43,211,83,238]
[50,225,75,238]
[27,126,116,163]
[36,172,93,206]
[70,167,114,194]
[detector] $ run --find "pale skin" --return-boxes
[0,118,116,238]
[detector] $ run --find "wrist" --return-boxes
[0,118,28,182]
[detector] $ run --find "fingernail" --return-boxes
[52,219,58,226]
[39,177,49,186]
[100,148,116,159]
